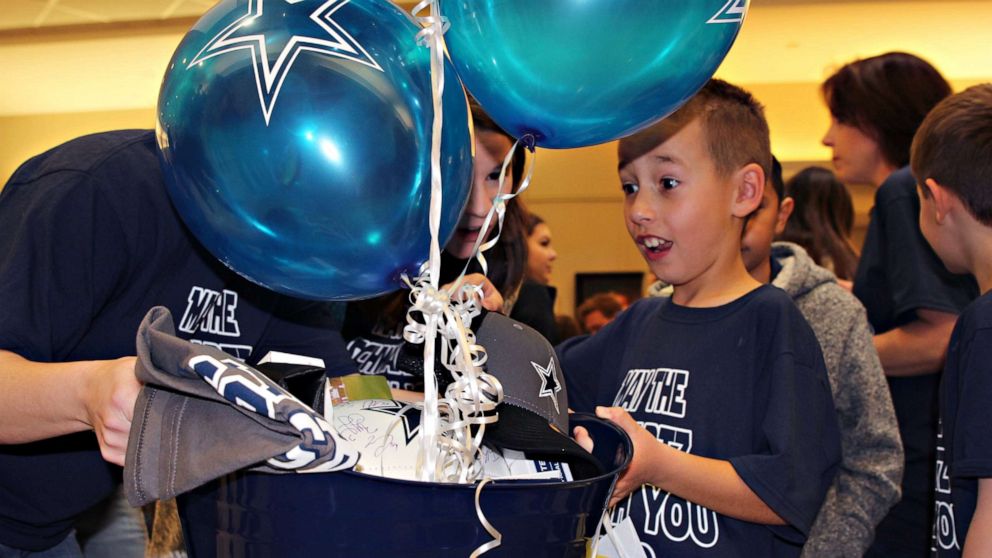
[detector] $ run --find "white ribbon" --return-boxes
[470,478,502,558]
[407,0,504,485]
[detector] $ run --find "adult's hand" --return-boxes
[82,357,141,466]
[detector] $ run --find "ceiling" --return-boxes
[1,0,949,32]
[0,0,424,31]
[0,0,216,30]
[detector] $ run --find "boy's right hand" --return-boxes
[595,406,666,507]
[81,357,141,466]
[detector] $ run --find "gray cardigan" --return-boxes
[771,242,903,557]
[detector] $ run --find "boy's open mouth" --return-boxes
[639,235,673,256]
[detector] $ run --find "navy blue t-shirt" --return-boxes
[853,167,977,335]
[853,167,978,557]
[932,291,992,556]
[0,130,355,551]
[558,285,840,557]
[341,298,422,391]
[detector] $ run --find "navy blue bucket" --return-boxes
[178,413,630,557]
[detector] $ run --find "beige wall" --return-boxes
[523,77,990,313]
[2,1,991,313]
[0,109,155,183]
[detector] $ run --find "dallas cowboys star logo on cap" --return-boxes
[188,0,383,125]
[532,358,562,415]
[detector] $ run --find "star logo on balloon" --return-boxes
[188,0,382,125]
[532,358,562,415]
[708,0,747,24]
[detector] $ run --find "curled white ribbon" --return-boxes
[470,478,502,558]
[406,0,504,485]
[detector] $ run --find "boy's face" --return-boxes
[741,186,794,278]
[619,118,747,287]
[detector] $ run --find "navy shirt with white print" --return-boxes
[932,291,992,556]
[0,130,354,551]
[558,285,841,557]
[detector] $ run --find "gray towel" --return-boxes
[124,307,357,507]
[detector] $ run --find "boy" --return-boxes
[741,159,903,556]
[560,79,841,556]
[910,83,992,556]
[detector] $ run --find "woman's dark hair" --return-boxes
[348,98,530,332]
[822,52,951,169]
[523,210,545,236]
[779,166,860,280]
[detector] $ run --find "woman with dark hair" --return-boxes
[523,211,557,286]
[506,209,559,343]
[778,166,859,282]
[821,52,978,557]
[342,98,537,391]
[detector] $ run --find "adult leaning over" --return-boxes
[0,130,356,557]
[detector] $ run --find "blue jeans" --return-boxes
[74,487,146,558]
[0,489,145,558]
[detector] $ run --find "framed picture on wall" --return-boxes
[574,272,644,311]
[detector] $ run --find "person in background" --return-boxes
[575,292,625,334]
[523,212,557,286]
[821,51,979,557]
[509,210,559,343]
[554,314,582,343]
[912,83,992,557]
[742,156,902,557]
[779,166,860,285]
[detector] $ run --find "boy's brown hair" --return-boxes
[911,83,992,225]
[618,79,772,182]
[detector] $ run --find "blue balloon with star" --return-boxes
[439,0,748,149]
[157,0,473,300]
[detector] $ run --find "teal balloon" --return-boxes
[157,0,472,300]
[439,0,748,148]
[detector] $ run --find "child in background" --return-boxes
[741,157,902,557]
[911,83,992,557]
[559,79,841,556]
[778,166,860,284]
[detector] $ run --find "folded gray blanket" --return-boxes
[124,306,357,507]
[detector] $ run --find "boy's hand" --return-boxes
[572,425,594,453]
[596,406,665,507]
[82,357,141,466]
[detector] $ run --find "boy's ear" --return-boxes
[775,196,795,235]
[732,163,765,218]
[926,178,961,224]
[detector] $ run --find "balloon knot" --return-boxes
[521,133,537,152]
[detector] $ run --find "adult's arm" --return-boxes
[874,308,958,376]
[0,350,140,466]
